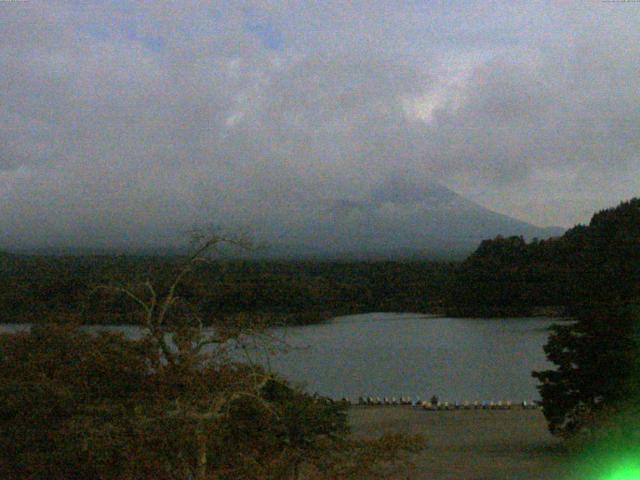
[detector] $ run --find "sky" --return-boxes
[0,1,639,250]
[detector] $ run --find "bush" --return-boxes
[0,323,356,479]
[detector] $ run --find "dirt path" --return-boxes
[348,406,572,480]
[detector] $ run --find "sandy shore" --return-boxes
[348,406,572,480]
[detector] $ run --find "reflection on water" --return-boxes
[0,313,560,401]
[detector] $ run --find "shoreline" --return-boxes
[0,310,570,328]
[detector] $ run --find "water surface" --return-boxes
[262,313,558,401]
[0,313,560,401]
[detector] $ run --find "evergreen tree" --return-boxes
[532,304,640,437]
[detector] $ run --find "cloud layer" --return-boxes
[0,1,638,250]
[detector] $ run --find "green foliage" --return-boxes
[447,198,640,317]
[0,323,364,479]
[0,236,422,479]
[0,256,452,325]
[527,200,640,439]
[0,324,422,480]
[0,324,154,479]
[532,304,640,437]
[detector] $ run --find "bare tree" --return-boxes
[93,230,282,479]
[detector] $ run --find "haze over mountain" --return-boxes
[4,177,563,259]
[254,177,564,259]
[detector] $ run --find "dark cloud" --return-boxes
[0,1,638,250]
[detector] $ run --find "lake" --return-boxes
[263,313,558,402]
[0,313,560,402]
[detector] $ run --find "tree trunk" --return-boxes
[195,430,207,480]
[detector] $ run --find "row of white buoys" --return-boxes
[352,397,540,409]
[420,399,540,410]
[355,396,415,406]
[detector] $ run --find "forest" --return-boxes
[446,198,640,317]
[1,198,638,325]
[0,253,453,326]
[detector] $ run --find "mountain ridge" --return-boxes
[2,179,564,259]
[254,178,565,259]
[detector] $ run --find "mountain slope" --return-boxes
[260,178,564,259]
[3,179,564,259]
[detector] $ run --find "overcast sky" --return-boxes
[0,1,639,249]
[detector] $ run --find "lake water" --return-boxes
[0,313,560,402]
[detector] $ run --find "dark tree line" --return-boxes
[0,255,453,326]
[446,198,640,318]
